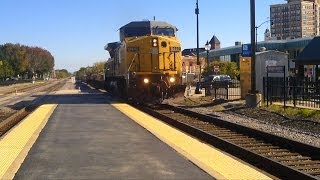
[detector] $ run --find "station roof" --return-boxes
[200,37,314,58]
[295,36,320,65]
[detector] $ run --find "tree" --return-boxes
[75,67,87,80]
[0,60,14,80]
[75,61,107,81]
[0,43,55,80]
[55,69,71,79]
[92,61,106,75]
[203,61,240,79]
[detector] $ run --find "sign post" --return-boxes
[266,66,286,109]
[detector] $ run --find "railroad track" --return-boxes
[138,104,320,179]
[0,80,67,136]
[1,81,52,95]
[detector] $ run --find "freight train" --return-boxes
[104,20,185,103]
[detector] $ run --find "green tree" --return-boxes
[0,60,14,80]
[203,61,240,79]
[55,69,71,79]
[75,61,106,81]
[75,67,87,80]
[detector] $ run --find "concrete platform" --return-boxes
[0,81,273,179]
[10,93,212,179]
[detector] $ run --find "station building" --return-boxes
[183,35,318,84]
[199,36,318,79]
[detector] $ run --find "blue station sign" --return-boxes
[241,44,251,57]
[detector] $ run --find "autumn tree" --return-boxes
[0,43,55,80]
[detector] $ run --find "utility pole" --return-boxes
[245,0,261,108]
[250,0,256,93]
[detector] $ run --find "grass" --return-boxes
[265,104,320,121]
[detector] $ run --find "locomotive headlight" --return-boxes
[143,78,149,84]
[169,77,175,83]
[152,39,158,47]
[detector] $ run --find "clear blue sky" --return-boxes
[0,0,285,72]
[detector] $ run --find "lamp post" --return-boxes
[255,18,270,52]
[195,0,201,94]
[204,41,211,71]
[204,41,211,96]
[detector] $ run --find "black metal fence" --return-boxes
[209,79,241,100]
[263,77,320,109]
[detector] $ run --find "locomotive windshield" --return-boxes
[123,27,151,38]
[152,27,175,37]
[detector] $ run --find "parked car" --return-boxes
[200,75,232,89]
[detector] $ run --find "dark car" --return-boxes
[200,75,232,89]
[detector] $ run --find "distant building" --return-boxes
[181,35,221,83]
[209,35,221,50]
[270,0,320,40]
[181,48,206,84]
[181,55,206,84]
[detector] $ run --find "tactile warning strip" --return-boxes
[0,104,57,179]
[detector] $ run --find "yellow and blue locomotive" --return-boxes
[104,20,185,102]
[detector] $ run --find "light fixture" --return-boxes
[204,41,211,51]
[143,78,149,84]
[169,77,175,83]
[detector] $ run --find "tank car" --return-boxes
[104,20,185,103]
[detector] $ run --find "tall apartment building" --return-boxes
[270,0,320,40]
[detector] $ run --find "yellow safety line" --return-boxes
[112,103,273,180]
[0,104,57,180]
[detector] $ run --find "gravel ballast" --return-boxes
[166,98,320,148]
